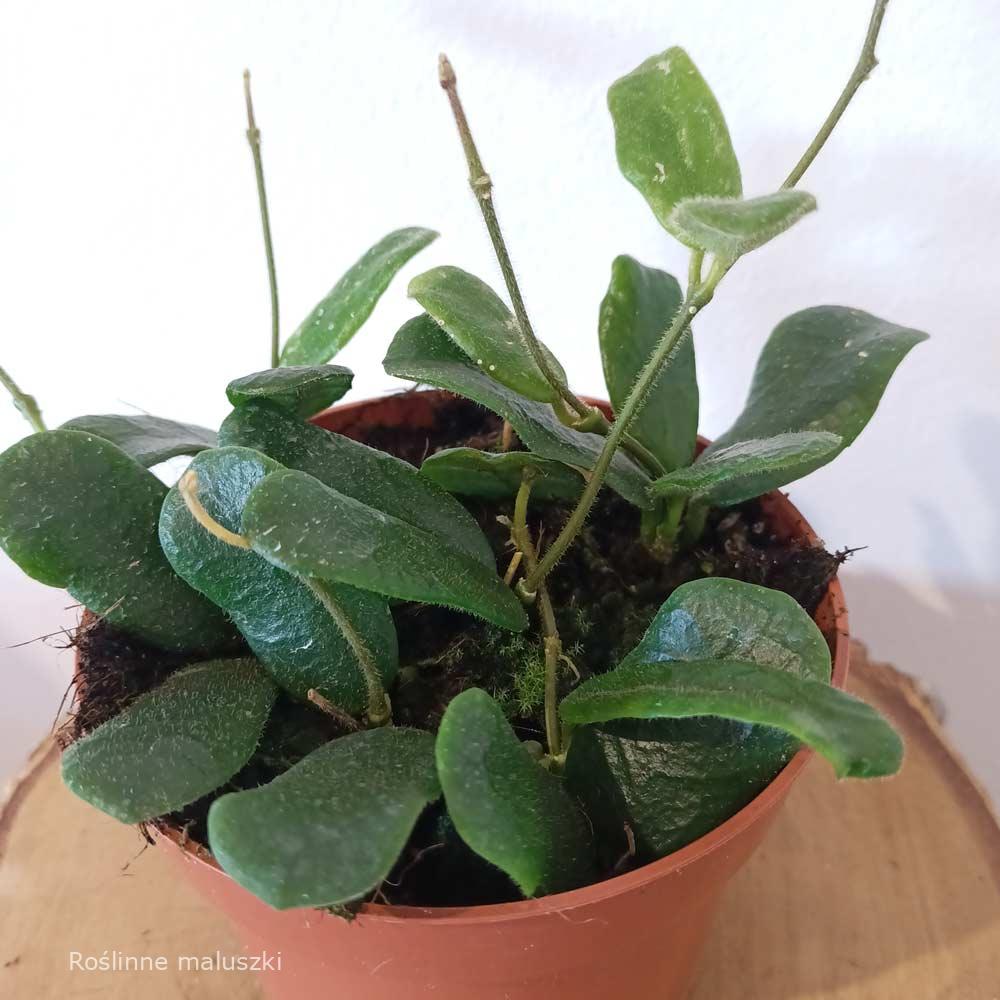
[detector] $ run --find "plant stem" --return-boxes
[243,70,281,368]
[782,0,890,189]
[511,471,562,758]
[307,688,362,731]
[302,577,391,726]
[0,365,46,433]
[178,471,252,549]
[437,54,665,479]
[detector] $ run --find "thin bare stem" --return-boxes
[782,0,890,189]
[307,689,363,731]
[243,70,281,367]
[302,577,391,726]
[0,365,46,433]
[178,471,252,549]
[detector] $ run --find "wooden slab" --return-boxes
[2,643,998,999]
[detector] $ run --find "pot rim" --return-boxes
[153,389,849,925]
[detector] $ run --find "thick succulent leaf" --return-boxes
[608,47,741,237]
[159,447,397,712]
[62,658,276,823]
[243,469,527,631]
[384,315,653,509]
[598,255,697,471]
[649,431,841,506]
[564,578,832,861]
[226,365,353,419]
[60,414,217,467]
[0,430,233,653]
[668,190,816,259]
[420,448,583,501]
[279,227,439,366]
[436,688,595,897]
[219,400,494,566]
[208,727,440,908]
[409,266,566,403]
[708,307,929,458]
[561,659,902,778]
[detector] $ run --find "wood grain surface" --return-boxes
[2,643,997,999]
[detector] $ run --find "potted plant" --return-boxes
[0,2,925,996]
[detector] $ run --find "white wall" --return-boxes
[2,1,997,801]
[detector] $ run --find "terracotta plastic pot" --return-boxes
[151,389,849,1000]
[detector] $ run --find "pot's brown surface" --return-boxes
[151,390,851,1000]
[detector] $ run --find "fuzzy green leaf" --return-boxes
[409,266,566,403]
[420,448,584,501]
[561,658,902,778]
[208,727,440,908]
[436,689,595,897]
[62,659,277,823]
[0,430,234,653]
[219,400,495,567]
[564,578,834,860]
[708,307,929,458]
[226,366,353,419]
[649,431,842,506]
[59,414,217,467]
[599,255,698,471]
[279,227,438,366]
[384,315,653,509]
[668,190,817,259]
[159,447,397,712]
[608,47,741,237]
[243,468,527,631]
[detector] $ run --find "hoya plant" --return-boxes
[0,4,920,908]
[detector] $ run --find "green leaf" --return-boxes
[649,431,842,506]
[208,727,440,908]
[62,658,276,823]
[436,688,595,897]
[409,266,566,403]
[219,400,495,567]
[608,47,741,237]
[0,430,234,653]
[598,255,697,471]
[279,227,439,366]
[226,365,353,419]
[59,414,217,467]
[420,448,584,501]
[668,190,817,259]
[708,306,929,459]
[243,468,527,631]
[159,447,397,713]
[564,578,833,860]
[561,659,902,779]
[384,315,653,509]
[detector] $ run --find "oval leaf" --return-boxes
[0,430,234,653]
[60,414,217,467]
[420,448,584,501]
[437,688,595,897]
[62,658,277,823]
[226,365,353,419]
[564,578,831,860]
[384,315,653,509]
[208,727,440,908]
[608,47,741,237]
[668,190,816,260]
[409,265,565,403]
[599,255,698,471]
[242,468,527,632]
[279,227,438,366]
[219,400,495,567]
[649,431,842,506]
[561,659,902,779]
[159,447,397,712]
[708,306,929,458]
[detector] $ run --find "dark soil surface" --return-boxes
[68,393,844,908]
